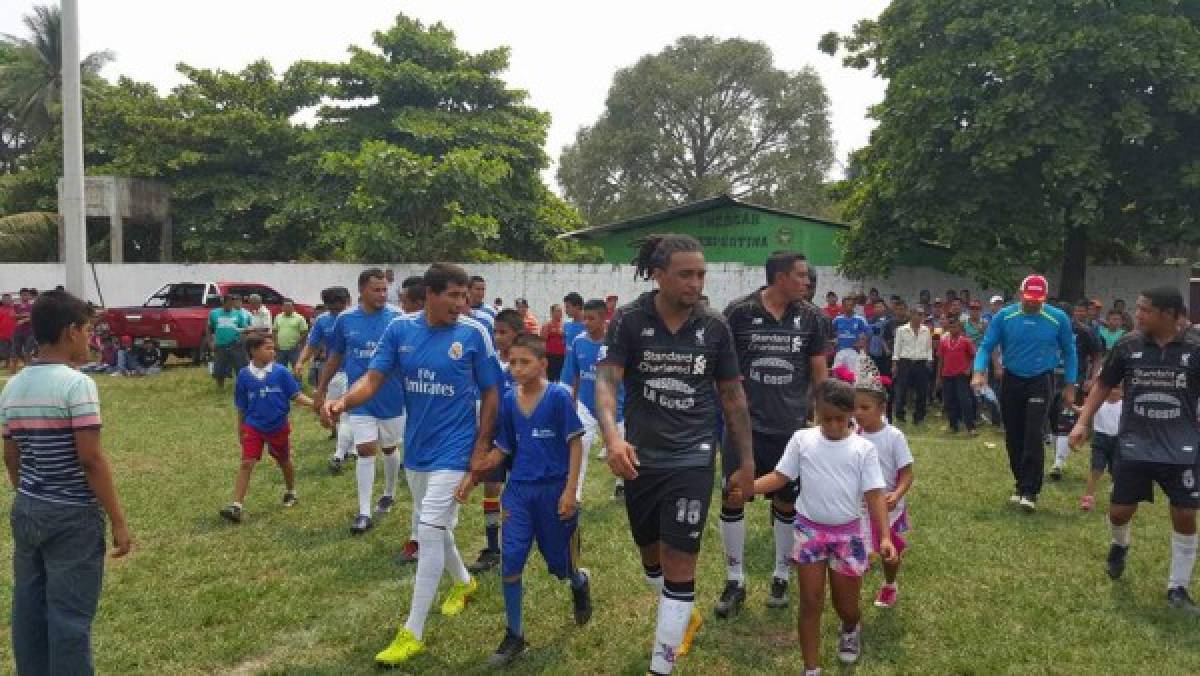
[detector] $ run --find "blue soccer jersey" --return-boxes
[832,314,870,352]
[494,382,585,482]
[563,320,585,350]
[327,306,405,418]
[560,333,624,422]
[470,305,496,335]
[370,312,500,471]
[235,364,300,434]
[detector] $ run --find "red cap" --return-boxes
[1020,275,1048,302]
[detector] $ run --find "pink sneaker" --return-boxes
[874,585,898,609]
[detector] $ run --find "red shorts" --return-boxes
[240,423,291,463]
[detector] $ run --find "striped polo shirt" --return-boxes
[0,362,102,506]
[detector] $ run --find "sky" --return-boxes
[1,1,888,184]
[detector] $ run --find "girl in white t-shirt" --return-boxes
[1081,384,1122,511]
[744,380,896,675]
[853,384,915,610]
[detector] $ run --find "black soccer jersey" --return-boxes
[602,291,740,469]
[1099,330,1200,465]
[724,289,829,435]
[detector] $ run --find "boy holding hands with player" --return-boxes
[457,333,593,666]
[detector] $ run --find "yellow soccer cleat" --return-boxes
[440,576,478,616]
[677,609,704,656]
[374,627,424,666]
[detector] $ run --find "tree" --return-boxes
[822,0,1200,298]
[0,211,57,261]
[0,4,114,141]
[290,14,591,262]
[558,36,835,225]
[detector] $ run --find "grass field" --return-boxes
[2,366,1199,675]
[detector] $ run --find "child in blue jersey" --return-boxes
[294,287,355,474]
[221,334,313,523]
[466,307,524,574]
[561,298,626,500]
[458,333,593,666]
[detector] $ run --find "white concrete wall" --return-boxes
[0,262,1187,316]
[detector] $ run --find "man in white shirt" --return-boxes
[245,294,273,332]
[892,304,933,425]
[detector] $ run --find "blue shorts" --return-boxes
[501,478,580,580]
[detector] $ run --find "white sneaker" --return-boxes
[1009,493,1022,505]
[1019,496,1037,512]
[837,624,861,664]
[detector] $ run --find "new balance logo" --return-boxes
[752,317,764,325]
[641,328,655,337]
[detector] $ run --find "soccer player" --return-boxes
[327,262,500,666]
[294,287,354,474]
[468,275,496,330]
[596,234,755,675]
[466,307,523,573]
[1069,287,1200,612]
[716,251,829,616]
[220,333,314,522]
[458,333,593,666]
[972,275,1077,512]
[561,298,626,499]
[316,269,405,535]
[563,292,586,349]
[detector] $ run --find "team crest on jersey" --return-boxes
[448,341,464,360]
[1184,469,1196,490]
[794,316,804,329]
[752,317,763,325]
[1183,353,1191,367]
[641,328,655,337]
[693,354,707,374]
[695,328,706,345]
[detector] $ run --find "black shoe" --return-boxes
[467,548,501,573]
[374,494,395,516]
[1167,587,1200,614]
[219,504,243,523]
[613,483,625,501]
[328,456,343,475]
[714,579,746,618]
[282,491,297,508]
[572,568,593,626]
[1106,543,1128,580]
[350,514,373,535]
[766,576,789,608]
[1049,466,1063,481]
[487,630,527,667]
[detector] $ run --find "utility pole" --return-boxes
[61,0,88,297]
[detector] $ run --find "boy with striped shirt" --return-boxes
[2,290,132,675]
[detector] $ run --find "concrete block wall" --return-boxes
[0,262,1187,318]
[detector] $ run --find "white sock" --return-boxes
[334,421,353,460]
[1169,532,1198,590]
[355,455,375,517]
[382,450,401,497]
[772,507,796,580]
[649,582,694,674]
[443,526,470,584]
[404,523,445,640]
[718,508,745,584]
[1054,436,1070,467]
[1111,521,1132,547]
[644,565,664,593]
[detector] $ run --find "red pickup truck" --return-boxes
[104,282,314,362]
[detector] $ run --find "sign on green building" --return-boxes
[562,195,950,269]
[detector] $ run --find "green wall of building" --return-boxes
[583,204,950,269]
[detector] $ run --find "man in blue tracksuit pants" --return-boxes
[972,275,1077,511]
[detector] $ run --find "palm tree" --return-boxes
[0,4,114,140]
[0,211,59,261]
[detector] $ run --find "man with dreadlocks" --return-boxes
[596,234,755,675]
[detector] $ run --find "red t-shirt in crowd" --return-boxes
[0,305,14,340]
[823,303,841,319]
[12,300,32,336]
[542,321,566,357]
[937,335,976,377]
